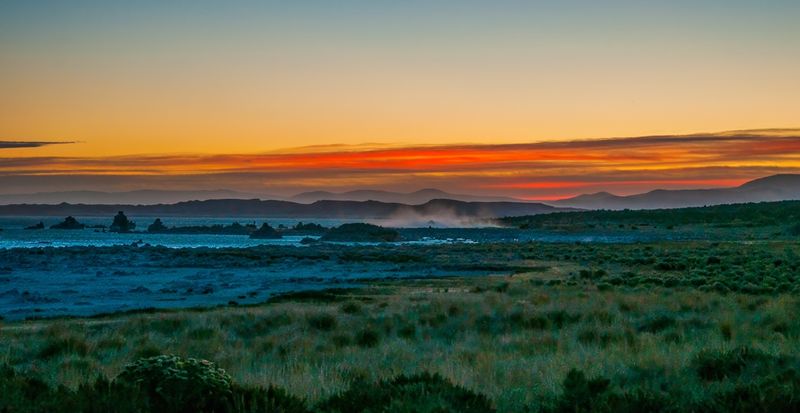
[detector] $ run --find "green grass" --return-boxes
[2,240,800,411]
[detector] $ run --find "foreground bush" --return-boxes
[691,346,778,381]
[535,348,800,413]
[316,372,495,413]
[0,356,308,413]
[116,355,234,412]
[6,350,800,413]
[0,365,147,413]
[536,369,667,413]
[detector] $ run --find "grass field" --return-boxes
[3,239,800,411]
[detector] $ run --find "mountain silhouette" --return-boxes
[0,189,273,205]
[551,174,800,210]
[0,199,566,222]
[290,188,523,204]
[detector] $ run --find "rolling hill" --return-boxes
[289,188,523,204]
[0,198,567,223]
[550,174,800,210]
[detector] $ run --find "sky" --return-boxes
[1,1,799,199]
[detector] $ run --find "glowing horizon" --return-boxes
[2,129,799,200]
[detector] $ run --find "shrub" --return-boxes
[596,282,613,291]
[546,310,581,329]
[230,384,309,413]
[397,324,416,339]
[307,313,338,331]
[340,302,362,314]
[578,269,598,280]
[697,375,800,413]
[317,372,495,413]
[133,344,162,359]
[0,363,308,413]
[187,327,217,340]
[149,317,189,334]
[331,334,352,348]
[720,322,733,341]
[538,369,667,413]
[0,367,149,413]
[636,314,677,333]
[692,346,776,381]
[38,336,89,359]
[355,328,380,348]
[116,355,234,412]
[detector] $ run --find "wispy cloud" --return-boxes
[1,130,799,198]
[0,141,75,149]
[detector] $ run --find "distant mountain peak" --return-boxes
[568,191,620,200]
[412,188,448,194]
[552,174,800,210]
[289,188,523,204]
[739,173,800,189]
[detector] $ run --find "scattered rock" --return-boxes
[147,218,168,233]
[50,216,85,230]
[109,211,136,233]
[321,223,401,242]
[24,222,45,230]
[249,223,282,239]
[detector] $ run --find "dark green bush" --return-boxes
[230,384,309,413]
[187,327,217,340]
[317,372,495,413]
[636,314,677,333]
[692,346,776,381]
[330,334,352,348]
[355,328,380,348]
[0,363,309,413]
[695,374,800,413]
[307,313,338,331]
[0,366,148,413]
[537,369,667,413]
[397,324,416,339]
[38,336,90,359]
[340,302,362,314]
[116,355,234,413]
[132,344,162,359]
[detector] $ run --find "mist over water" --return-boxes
[372,211,502,228]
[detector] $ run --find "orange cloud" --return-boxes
[1,129,799,198]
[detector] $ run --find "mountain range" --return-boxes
[1,174,797,212]
[0,188,521,206]
[0,199,566,223]
[550,174,800,210]
[289,188,522,204]
[0,190,269,205]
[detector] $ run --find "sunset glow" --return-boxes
[2,130,799,199]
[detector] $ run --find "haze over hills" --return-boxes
[2,174,796,211]
[0,198,567,225]
[290,188,523,204]
[0,188,523,206]
[550,174,800,210]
